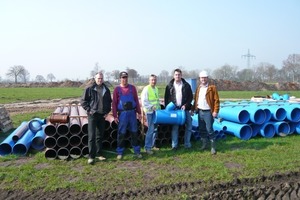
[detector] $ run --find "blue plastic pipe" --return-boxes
[165,102,176,111]
[218,106,250,124]
[247,108,266,125]
[269,121,290,136]
[12,129,35,155]
[216,130,226,140]
[272,92,280,100]
[153,110,186,125]
[268,105,287,121]
[191,114,198,128]
[221,120,252,140]
[288,122,296,134]
[250,123,261,138]
[213,120,227,132]
[28,118,46,133]
[262,108,272,122]
[284,104,300,122]
[31,125,46,150]
[0,121,28,156]
[295,122,300,134]
[259,122,275,138]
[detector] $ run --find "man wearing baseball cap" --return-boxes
[112,71,142,159]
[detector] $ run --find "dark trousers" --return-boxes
[88,113,105,159]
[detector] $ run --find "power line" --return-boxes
[242,49,256,68]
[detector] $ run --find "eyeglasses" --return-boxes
[121,77,128,79]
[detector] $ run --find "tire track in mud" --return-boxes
[2,171,297,200]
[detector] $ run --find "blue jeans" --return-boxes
[144,113,158,151]
[171,110,192,148]
[197,110,215,140]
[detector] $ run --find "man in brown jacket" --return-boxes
[192,70,220,154]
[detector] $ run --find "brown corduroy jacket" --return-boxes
[192,84,220,114]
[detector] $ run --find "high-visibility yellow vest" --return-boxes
[143,85,161,113]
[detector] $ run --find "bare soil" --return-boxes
[3,98,81,116]
[0,171,300,199]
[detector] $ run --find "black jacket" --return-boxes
[164,78,193,110]
[81,83,112,115]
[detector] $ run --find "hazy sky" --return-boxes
[0,0,299,81]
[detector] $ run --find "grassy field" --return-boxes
[0,87,83,104]
[1,87,300,104]
[1,87,300,197]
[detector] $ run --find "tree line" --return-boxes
[1,54,299,84]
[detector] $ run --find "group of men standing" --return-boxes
[81,69,220,164]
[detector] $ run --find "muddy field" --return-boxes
[0,170,300,200]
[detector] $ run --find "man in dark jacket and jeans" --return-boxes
[164,68,193,150]
[81,72,112,164]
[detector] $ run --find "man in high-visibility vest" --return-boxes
[141,74,161,155]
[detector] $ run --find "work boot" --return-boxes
[210,140,216,155]
[146,150,154,155]
[117,155,123,160]
[152,147,160,151]
[200,139,208,150]
[88,158,94,165]
[135,153,143,159]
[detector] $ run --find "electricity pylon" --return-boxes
[242,49,256,68]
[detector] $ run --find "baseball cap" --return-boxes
[119,71,128,78]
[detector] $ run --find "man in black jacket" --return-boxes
[81,72,112,164]
[164,69,193,151]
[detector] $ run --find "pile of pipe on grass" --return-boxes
[9,96,298,160]
[42,103,196,160]
[0,118,46,156]
[0,103,194,160]
[194,97,300,141]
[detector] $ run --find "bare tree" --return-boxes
[111,70,120,82]
[19,69,30,83]
[264,63,278,82]
[253,63,277,82]
[90,62,105,78]
[236,68,255,81]
[212,64,237,80]
[47,73,56,82]
[35,75,46,82]
[187,69,200,79]
[126,67,139,83]
[6,65,27,83]
[159,70,169,83]
[282,54,300,82]
[105,71,111,81]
